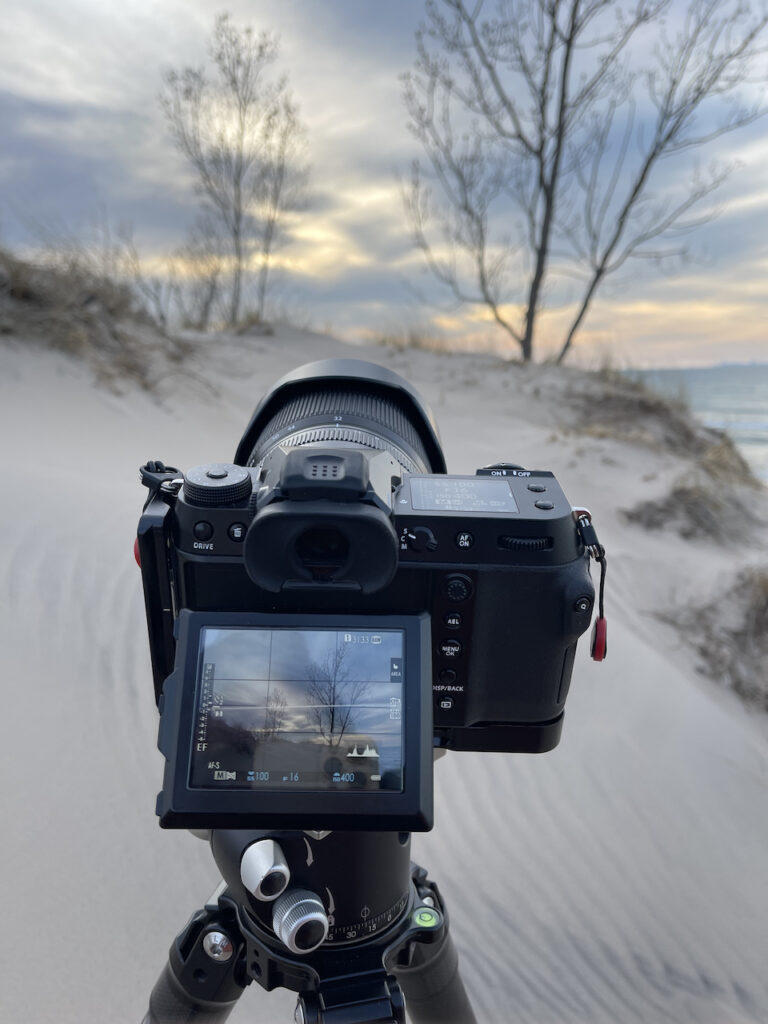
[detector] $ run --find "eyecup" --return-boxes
[244,500,399,594]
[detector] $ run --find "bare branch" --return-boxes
[403,0,768,362]
[159,14,308,326]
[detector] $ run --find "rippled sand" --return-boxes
[1,330,767,1023]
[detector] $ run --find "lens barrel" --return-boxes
[234,359,446,475]
[250,387,430,474]
[238,360,445,593]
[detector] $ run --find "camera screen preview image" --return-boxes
[190,627,406,794]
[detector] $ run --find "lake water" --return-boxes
[630,363,768,482]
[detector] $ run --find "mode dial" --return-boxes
[183,464,252,507]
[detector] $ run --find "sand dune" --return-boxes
[1,329,767,1024]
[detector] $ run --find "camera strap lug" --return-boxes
[140,460,182,510]
[573,509,608,662]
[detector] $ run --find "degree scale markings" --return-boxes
[325,892,409,944]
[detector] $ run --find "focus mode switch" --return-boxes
[407,527,438,552]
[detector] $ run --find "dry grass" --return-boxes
[0,248,189,391]
[564,367,721,459]
[234,311,275,336]
[372,329,454,354]
[622,437,763,541]
[663,569,768,710]
[566,368,766,541]
[624,480,749,540]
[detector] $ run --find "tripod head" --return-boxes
[144,829,475,1024]
[211,829,413,951]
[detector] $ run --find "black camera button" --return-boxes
[455,531,474,550]
[534,500,555,510]
[438,668,457,684]
[443,612,462,629]
[439,639,462,658]
[193,521,214,541]
[437,696,455,711]
[228,522,247,542]
[527,483,546,493]
[444,574,473,601]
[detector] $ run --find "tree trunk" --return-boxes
[256,262,269,323]
[556,267,605,364]
[197,276,218,330]
[229,230,243,326]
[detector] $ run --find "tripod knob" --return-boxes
[272,889,329,954]
[240,839,290,902]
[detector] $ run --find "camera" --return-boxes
[137,359,595,833]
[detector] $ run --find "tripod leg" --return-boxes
[392,925,477,1024]
[143,961,241,1024]
[384,867,477,1024]
[143,895,249,1024]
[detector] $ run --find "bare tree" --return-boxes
[305,647,371,748]
[403,0,768,363]
[254,91,308,321]
[23,212,168,327]
[260,687,288,740]
[160,13,308,326]
[121,225,181,331]
[175,213,228,330]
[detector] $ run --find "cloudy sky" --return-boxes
[1,0,766,366]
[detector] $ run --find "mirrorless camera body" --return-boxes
[137,359,595,832]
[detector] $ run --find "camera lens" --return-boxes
[295,527,350,581]
[239,361,446,594]
[237,359,446,475]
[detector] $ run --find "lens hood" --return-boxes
[233,358,447,474]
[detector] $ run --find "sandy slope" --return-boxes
[1,328,767,1024]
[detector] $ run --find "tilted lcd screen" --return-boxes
[189,627,405,793]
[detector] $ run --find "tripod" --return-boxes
[143,829,477,1023]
